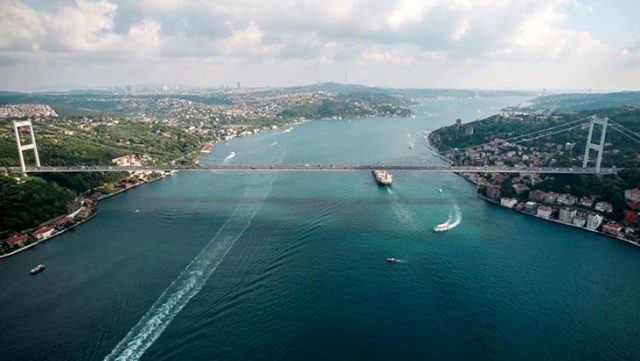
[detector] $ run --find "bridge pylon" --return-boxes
[582,116,608,174]
[13,120,41,175]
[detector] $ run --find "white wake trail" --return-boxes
[444,204,462,228]
[103,174,277,361]
[223,152,236,163]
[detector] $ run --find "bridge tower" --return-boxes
[582,116,608,174]
[13,120,41,175]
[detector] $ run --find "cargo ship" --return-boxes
[372,170,393,186]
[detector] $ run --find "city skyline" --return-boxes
[1,0,639,91]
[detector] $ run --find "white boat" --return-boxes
[30,264,45,275]
[387,257,400,263]
[438,188,443,193]
[433,223,451,232]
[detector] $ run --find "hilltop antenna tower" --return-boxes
[13,120,40,175]
[582,116,608,174]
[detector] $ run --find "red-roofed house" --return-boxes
[56,216,73,228]
[33,226,55,241]
[7,234,28,246]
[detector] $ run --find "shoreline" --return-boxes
[426,134,640,249]
[478,194,640,249]
[0,174,169,260]
[0,118,303,260]
[0,212,98,260]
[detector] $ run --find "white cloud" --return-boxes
[122,0,184,12]
[126,19,162,54]
[0,1,45,50]
[44,0,119,52]
[0,0,634,89]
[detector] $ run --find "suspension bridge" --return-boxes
[7,115,637,175]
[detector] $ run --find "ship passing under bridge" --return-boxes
[5,164,619,175]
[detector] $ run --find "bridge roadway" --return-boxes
[8,165,618,174]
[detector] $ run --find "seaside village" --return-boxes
[457,142,640,245]
[1,154,176,254]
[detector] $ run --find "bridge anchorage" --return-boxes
[6,117,621,175]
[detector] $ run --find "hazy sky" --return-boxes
[1,0,639,91]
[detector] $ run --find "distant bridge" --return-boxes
[6,165,619,175]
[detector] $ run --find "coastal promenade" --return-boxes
[7,164,618,174]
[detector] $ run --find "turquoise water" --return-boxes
[2,95,640,360]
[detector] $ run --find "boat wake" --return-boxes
[222,151,236,163]
[270,141,278,146]
[388,190,420,231]
[103,173,278,361]
[442,204,462,229]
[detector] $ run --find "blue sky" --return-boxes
[1,0,639,91]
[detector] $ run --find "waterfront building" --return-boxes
[572,213,587,228]
[536,205,553,219]
[6,234,28,246]
[33,226,55,241]
[500,198,518,209]
[559,207,577,223]
[200,143,214,154]
[524,201,537,212]
[595,201,613,213]
[586,213,604,230]
[602,222,624,237]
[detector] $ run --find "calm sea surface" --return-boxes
[2,95,640,361]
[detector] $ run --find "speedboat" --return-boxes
[30,264,45,275]
[433,223,451,232]
[386,257,400,263]
[438,188,443,193]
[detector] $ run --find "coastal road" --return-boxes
[6,165,619,174]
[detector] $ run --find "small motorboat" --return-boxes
[387,257,400,263]
[438,188,443,193]
[30,264,45,275]
[433,223,451,232]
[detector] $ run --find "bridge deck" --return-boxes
[6,165,618,175]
